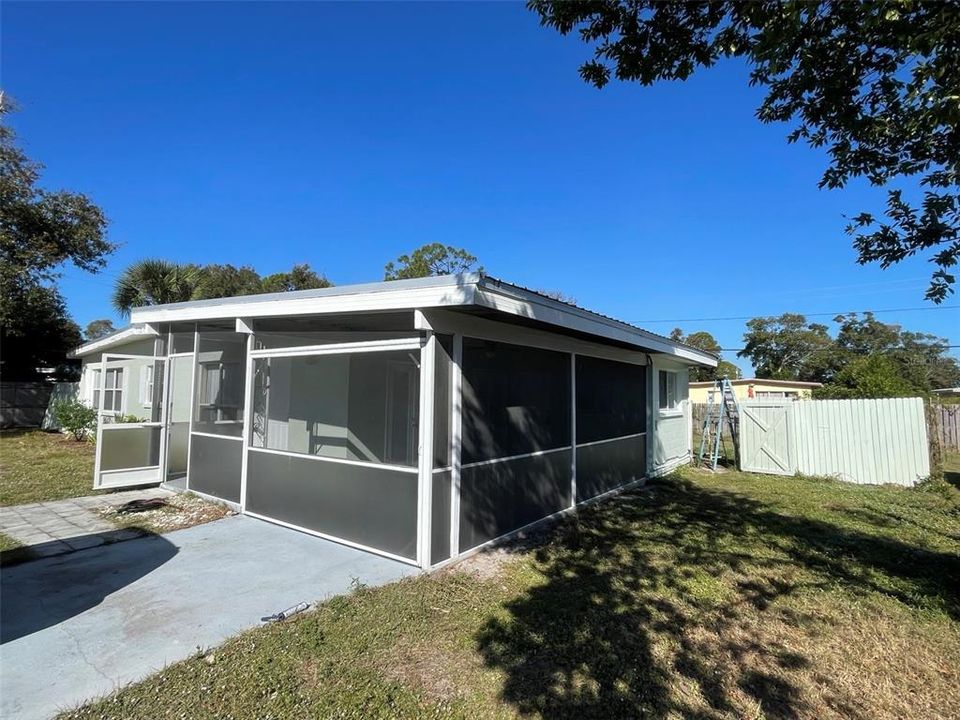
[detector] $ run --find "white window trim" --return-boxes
[658,369,679,413]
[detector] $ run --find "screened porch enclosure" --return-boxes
[91,308,653,568]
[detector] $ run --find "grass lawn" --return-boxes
[0,429,98,506]
[61,467,960,720]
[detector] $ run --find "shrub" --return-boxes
[52,399,98,441]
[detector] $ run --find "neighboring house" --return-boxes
[689,378,822,403]
[932,387,960,399]
[71,274,716,570]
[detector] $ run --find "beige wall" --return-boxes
[689,381,817,404]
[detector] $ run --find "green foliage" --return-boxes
[815,354,920,399]
[193,264,263,299]
[0,95,111,379]
[83,318,115,340]
[738,313,833,380]
[384,243,481,280]
[742,311,959,397]
[111,260,203,316]
[111,260,333,315]
[0,95,114,286]
[52,399,97,441]
[670,328,740,382]
[259,263,332,293]
[529,1,960,301]
[0,279,82,380]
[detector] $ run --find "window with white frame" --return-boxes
[140,365,154,406]
[102,368,124,413]
[658,370,678,410]
[89,368,102,409]
[198,361,242,422]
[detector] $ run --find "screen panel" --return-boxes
[576,355,646,444]
[246,450,418,560]
[189,433,242,502]
[576,434,646,502]
[252,312,418,349]
[461,338,571,465]
[194,331,247,437]
[431,470,452,563]
[251,350,420,467]
[99,426,161,471]
[459,449,572,553]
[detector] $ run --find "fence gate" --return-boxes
[739,401,796,476]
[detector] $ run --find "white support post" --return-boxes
[450,333,463,558]
[92,355,107,488]
[570,352,577,508]
[417,332,437,569]
[185,325,199,491]
[239,332,255,512]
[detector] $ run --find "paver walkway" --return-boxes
[0,488,175,558]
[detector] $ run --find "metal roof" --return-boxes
[73,273,718,365]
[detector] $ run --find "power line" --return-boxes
[635,305,959,324]
[719,344,960,353]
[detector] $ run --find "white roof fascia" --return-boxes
[70,324,159,358]
[473,284,718,367]
[129,276,478,324]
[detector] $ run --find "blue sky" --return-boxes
[5,1,957,371]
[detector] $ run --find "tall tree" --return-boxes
[529,1,960,302]
[671,328,741,382]
[112,260,202,317]
[816,354,919,399]
[111,259,334,315]
[194,264,263,300]
[738,314,833,380]
[1,279,82,380]
[384,243,481,280]
[0,94,113,379]
[824,312,960,391]
[260,263,332,293]
[84,318,115,340]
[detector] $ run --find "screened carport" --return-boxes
[77,274,716,568]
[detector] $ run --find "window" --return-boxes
[140,365,154,406]
[658,370,678,410]
[198,362,242,420]
[102,368,124,413]
[756,390,799,399]
[90,368,102,409]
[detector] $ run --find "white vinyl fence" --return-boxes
[739,397,930,486]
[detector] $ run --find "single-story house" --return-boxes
[71,274,717,569]
[689,377,822,404]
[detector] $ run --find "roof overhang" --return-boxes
[69,324,160,358]
[72,274,717,366]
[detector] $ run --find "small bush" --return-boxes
[52,399,98,441]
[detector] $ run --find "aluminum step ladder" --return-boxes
[697,377,741,470]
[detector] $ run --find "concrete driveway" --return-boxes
[0,515,417,720]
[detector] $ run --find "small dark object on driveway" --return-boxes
[115,498,169,514]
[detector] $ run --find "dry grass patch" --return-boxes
[62,467,960,720]
[0,429,96,505]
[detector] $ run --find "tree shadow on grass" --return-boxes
[475,475,959,719]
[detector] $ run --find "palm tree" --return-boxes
[112,260,202,317]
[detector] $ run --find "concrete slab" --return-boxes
[0,515,416,720]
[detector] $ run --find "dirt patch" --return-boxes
[374,635,482,702]
[97,492,233,534]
